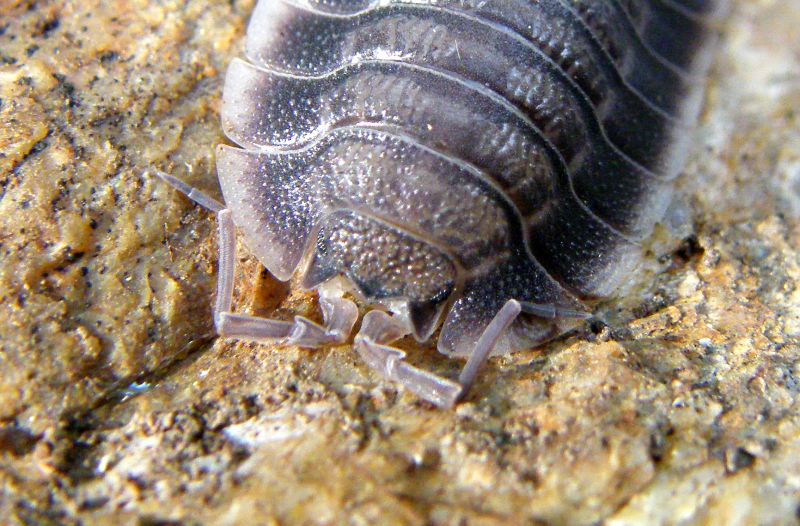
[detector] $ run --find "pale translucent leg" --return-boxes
[457,299,523,397]
[354,310,464,408]
[354,301,523,408]
[458,301,591,396]
[155,171,358,347]
[354,299,592,408]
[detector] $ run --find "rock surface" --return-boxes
[0,1,799,524]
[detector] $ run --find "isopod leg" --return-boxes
[354,299,591,407]
[156,171,358,347]
[353,301,522,408]
[212,211,358,346]
[457,299,523,397]
[214,207,235,324]
[455,300,591,399]
[155,171,225,213]
[354,311,463,408]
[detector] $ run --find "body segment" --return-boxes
[163,0,723,406]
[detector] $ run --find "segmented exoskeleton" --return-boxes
[159,0,726,407]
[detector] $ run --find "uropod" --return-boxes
[158,0,727,407]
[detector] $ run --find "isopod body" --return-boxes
[162,0,726,407]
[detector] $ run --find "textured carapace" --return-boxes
[207,0,724,401]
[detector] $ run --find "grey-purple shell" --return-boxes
[216,0,724,356]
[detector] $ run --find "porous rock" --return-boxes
[0,1,798,524]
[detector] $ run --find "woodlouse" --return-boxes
[158,0,727,407]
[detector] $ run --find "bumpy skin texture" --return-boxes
[217,0,722,357]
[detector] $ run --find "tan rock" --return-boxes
[0,1,798,524]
